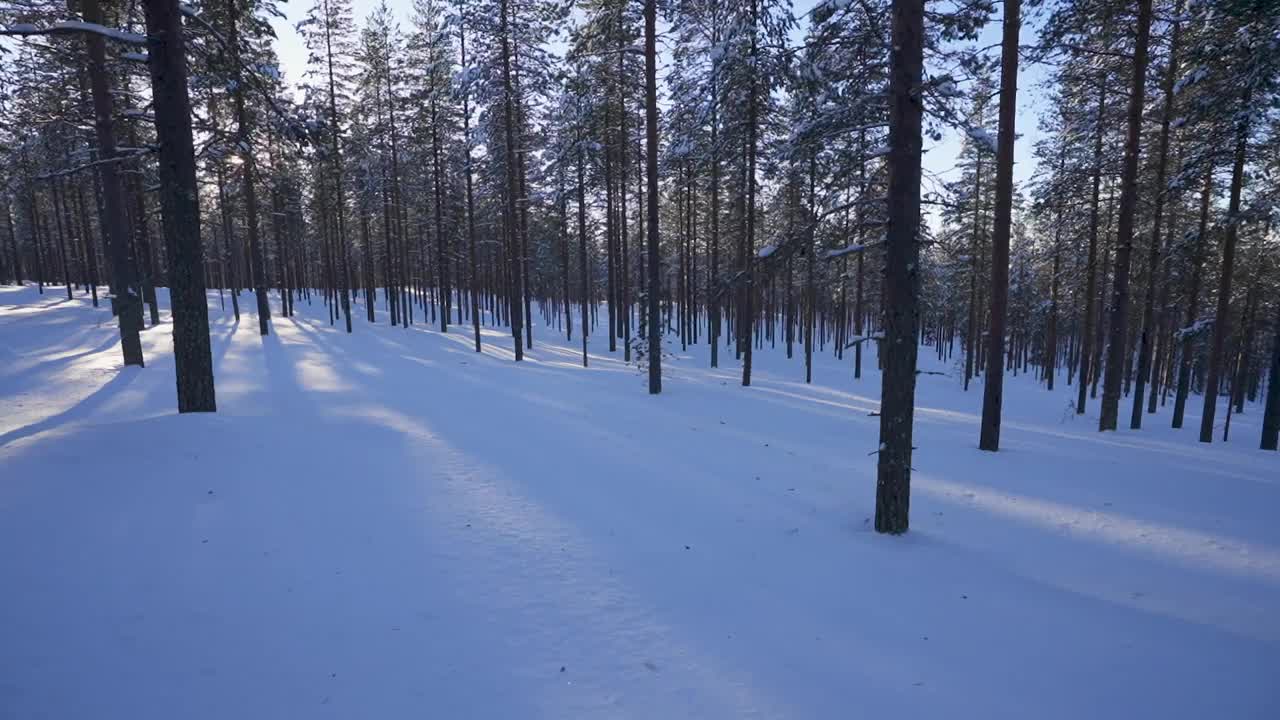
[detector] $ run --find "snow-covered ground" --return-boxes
[2,283,1277,719]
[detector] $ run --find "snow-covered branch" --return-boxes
[1,20,147,45]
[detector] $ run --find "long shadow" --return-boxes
[209,317,242,369]
[0,296,75,314]
[1,334,123,391]
[0,366,143,449]
[257,326,330,418]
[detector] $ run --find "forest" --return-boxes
[0,0,1278,716]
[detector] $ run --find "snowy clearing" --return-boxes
[1,284,1277,719]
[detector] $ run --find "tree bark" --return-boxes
[499,0,523,360]
[145,0,216,411]
[578,142,590,368]
[1076,80,1106,415]
[875,0,923,535]
[459,7,480,350]
[1099,0,1153,431]
[978,0,1020,450]
[645,0,661,394]
[740,0,759,388]
[227,0,270,335]
[83,0,143,366]
[322,0,352,333]
[1261,301,1280,450]
[1172,168,1211,428]
[1199,97,1250,443]
[1132,4,1182,427]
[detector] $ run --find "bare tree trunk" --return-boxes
[1262,300,1280,450]
[1131,5,1182,427]
[4,201,21,284]
[964,153,982,391]
[84,0,143,366]
[740,0,760,388]
[1173,168,1212,428]
[1044,151,1066,390]
[144,0,216,411]
[321,0,352,333]
[875,0,924,535]
[1099,0,1153,431]
[1199,97,1250,443]
[645,0,661,394]
[619,26,631,362]
[431,94,448,333]
[1076,81,1107,415]
[499,0,523,360]
[457,6,479,348]
[125,124,158,324]
[227,0,270,335]
[978,0,1020,451]
[578,142,590,368]
[709,54,720,369]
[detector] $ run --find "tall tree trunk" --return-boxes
[578,141,590,368]
[227,0,270,335]
[125,123,158,324]
[213,140,240,323]
[322,0,352,333]
[459,5,481,350]
[1147,195,1180,413]
[740,0,760,388]
[499,0,523,360]
[645,0,661,394]
[1173,168,1212,427]
[1261,300,1280,450]
[854,128,867,379]
[605,100,618,353]
[1099,0,1153,431]
[875,0,924,535]
[560,169,571,342]
[1076,80,1107,414]
[709,53,720,369]
[50,177,77,303]
[1199,96,1250,443]
[805,160,816,384]
[4,201,21,284]
[1044,151,1066,390]
[431,95,448,333]
[1132,4,1182,427]
[978,0,1020,450]
[144,0,216,411]
[83,0,143,366]
[619,27,631,362]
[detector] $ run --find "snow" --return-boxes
[1172,67,1208,95]
[844,332,884,345]
[51,20,146,45]
[966,125,998,153]
[122,51,149,62]
[2,284,1279,719]
[757,243,778,258]
[823,243,866,259]
[454,66,481,87]
[933,77,962,98]
[1175,317,1213,339]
